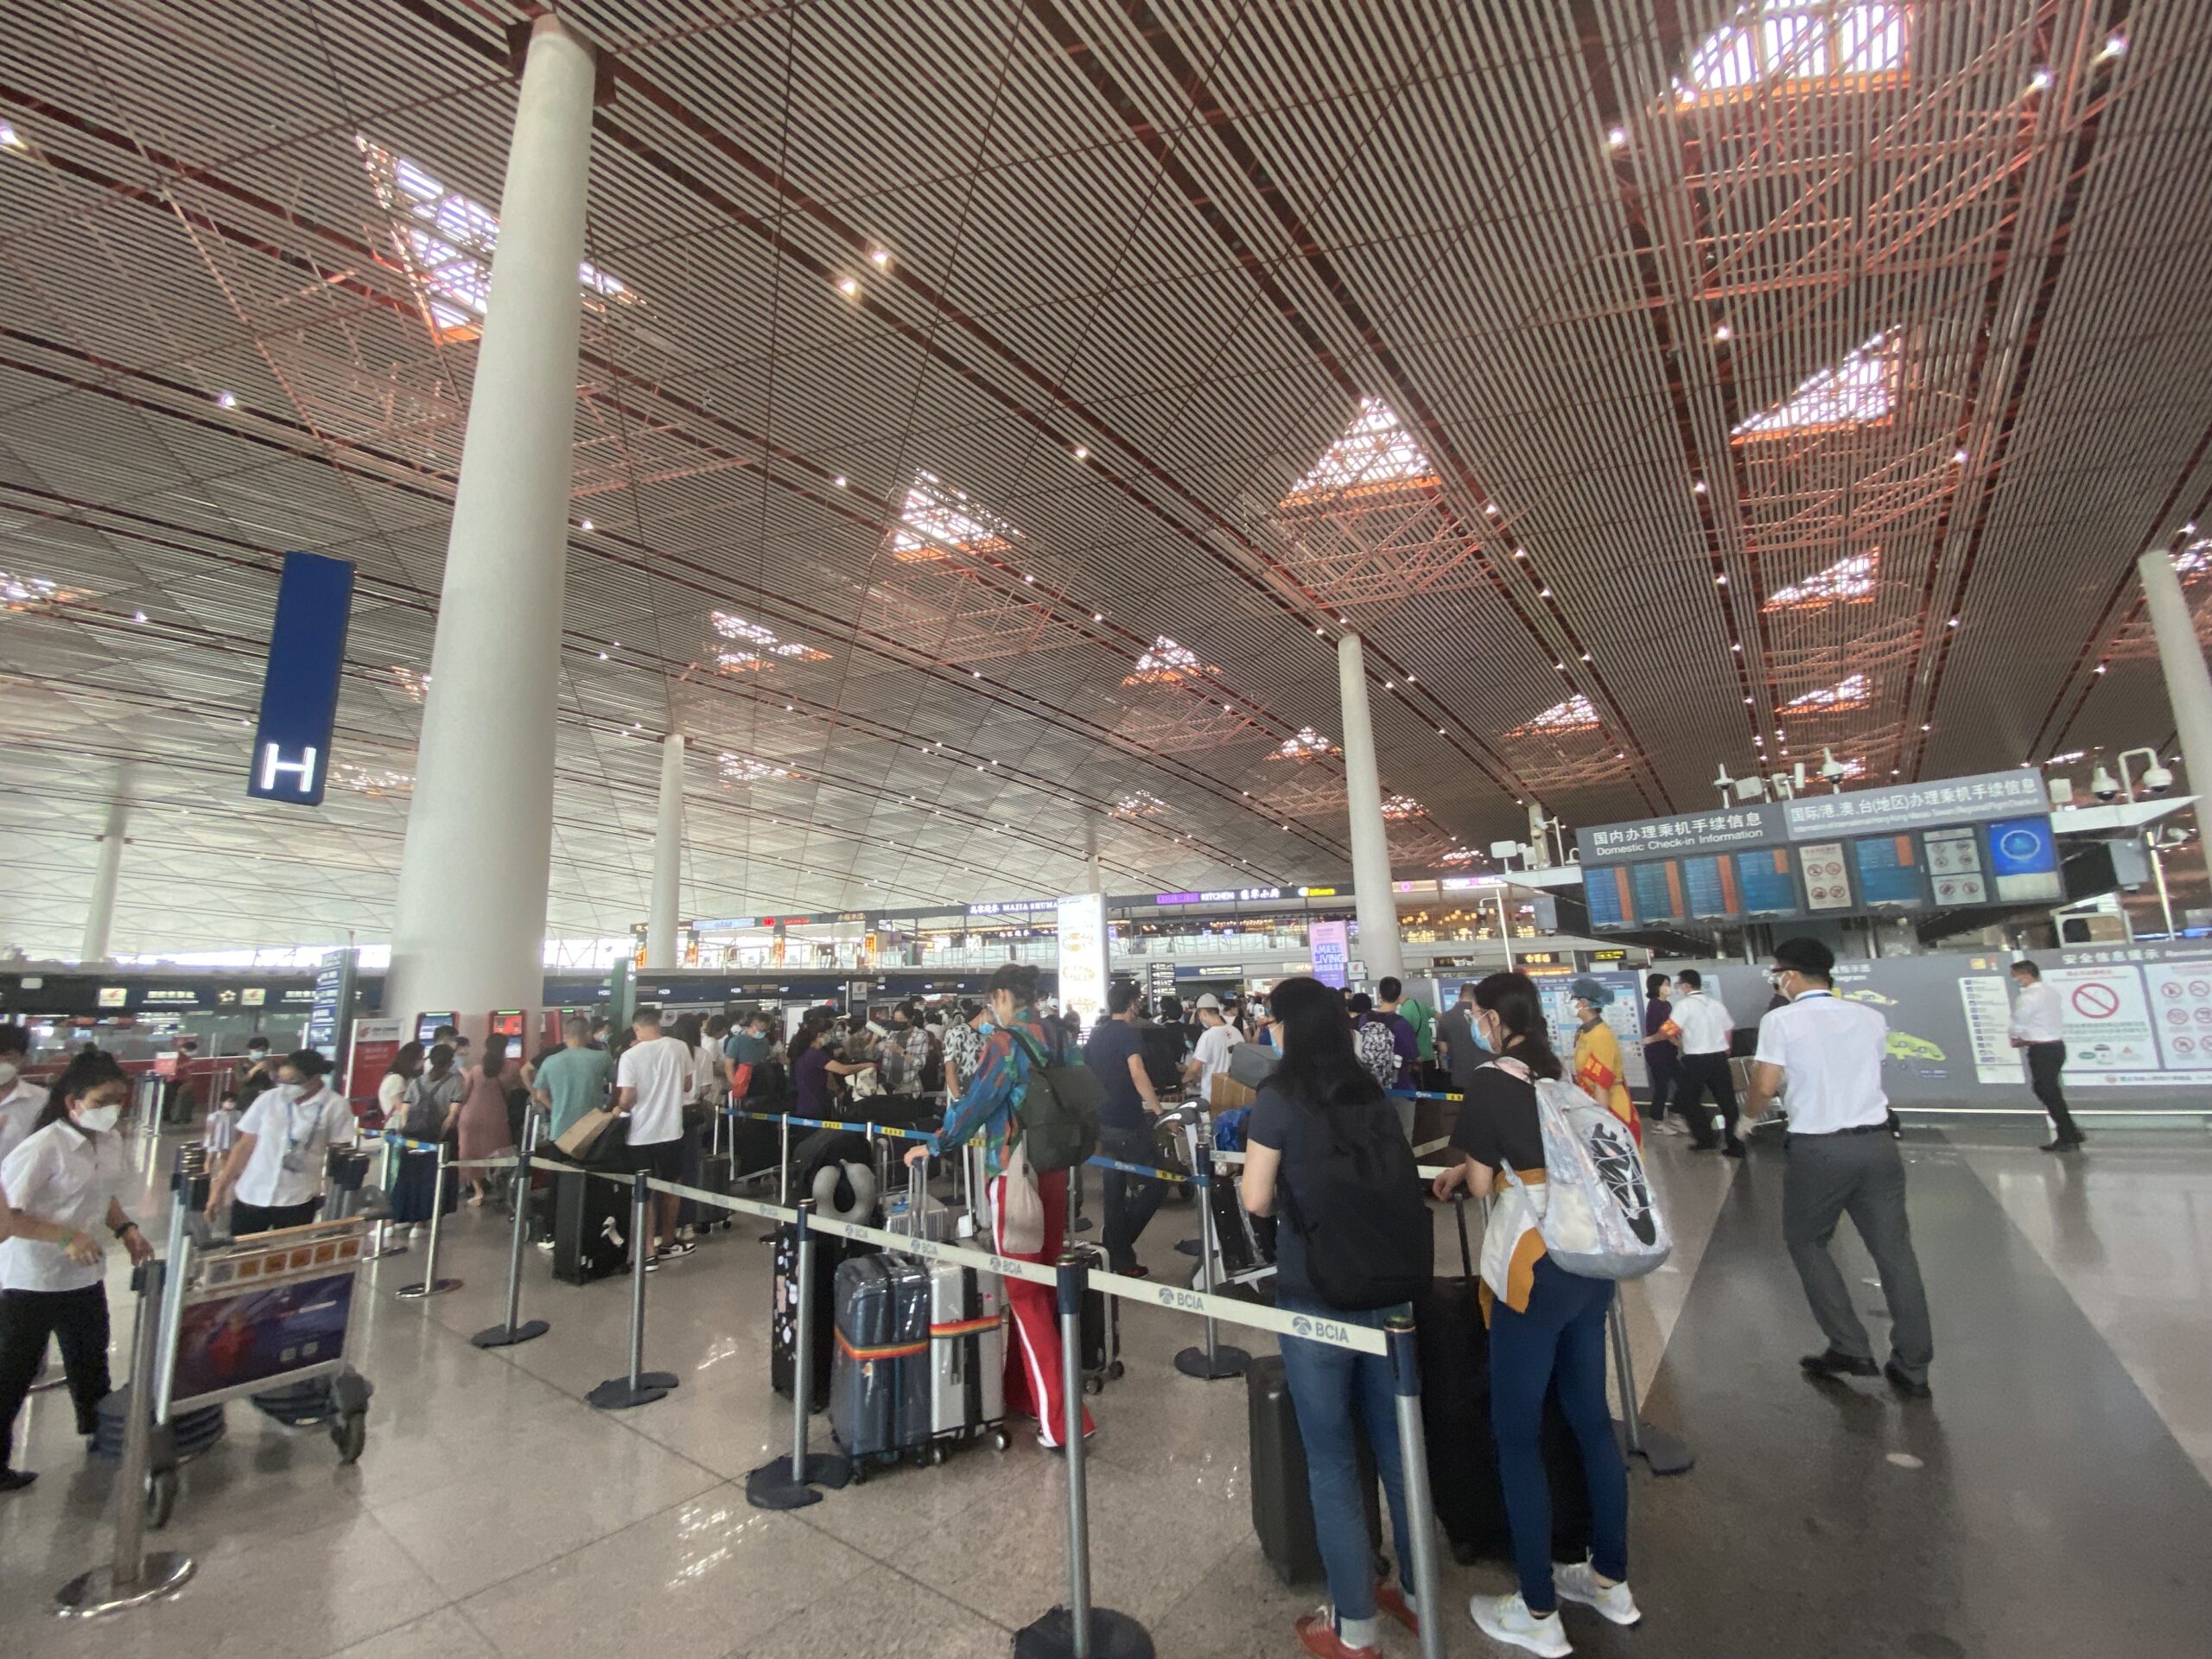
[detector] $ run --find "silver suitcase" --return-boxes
[926,1261,1006,1444]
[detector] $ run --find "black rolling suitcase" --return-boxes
[772,1221,836,1410]
[551,1162,627,1285]
[1247,1353,1381,1586]
[1416,1198,1592,1564]
[1073,1242,1122,1393]
[829,1253,932,1468]
[696,1152,734,1230]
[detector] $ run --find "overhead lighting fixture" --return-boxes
[215,391,238,410]
[837,276,860,297]
[2029,66,2052,90]
[868,246,891,268]
[1713,322,1732,341]
[1693,479,1707,494]
[1071,445,1088,461]
[2099,31,2126,60]
[1952,448,1968,464]
[579,518,594,531]
[0,120,25,150]
[1606,126,1628,149]
[833,475,847,488]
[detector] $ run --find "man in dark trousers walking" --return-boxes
[2007,960,2083,1152]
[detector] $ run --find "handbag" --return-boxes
[998,1138,1046,1255]
[554,1106,620,1160]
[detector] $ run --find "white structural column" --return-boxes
[382,17,596,1029]
[1335,632,1406,982]
[80,798,129,963]
[2139,547,2212,856]
[646,734,685,969]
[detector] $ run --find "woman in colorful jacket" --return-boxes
[906,962,1095,1448]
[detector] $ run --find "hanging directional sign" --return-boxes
[246,551,356,806]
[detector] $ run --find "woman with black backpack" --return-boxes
[1433,971,1638,1656]
[1240,976,1432,1659]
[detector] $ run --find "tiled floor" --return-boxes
[3,1124,2208,1657]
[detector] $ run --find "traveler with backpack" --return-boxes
[906,963,1096,1449]
[1084,982,1169,1276]
[1433,972,1641,1656]
[1240,976,1431,1659]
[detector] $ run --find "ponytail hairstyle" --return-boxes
[35,1049,128,1134]
[480,1033,508,1084]
[1268,975,1386,1117]
[1471,971,1564,1082]
[984,962,1040,1009]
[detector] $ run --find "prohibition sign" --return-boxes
[2071,982,2122,1020]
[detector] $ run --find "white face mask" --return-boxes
[277,1081,304,1102]
[0,1061,17,1090]
[76,1103,122,1134]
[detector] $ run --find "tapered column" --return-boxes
[1336,632,1405,982]
[383,18,596,1029]
[80,799,129,963]
[2139,547,2212,861]
[646,734,685,969]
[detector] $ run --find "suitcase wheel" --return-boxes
[1109,1361,1125,1381]
[991,1429,1010,1452]
[1083,1376,1102,1397]
[929,1443,947,1467]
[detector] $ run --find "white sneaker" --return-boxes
[1469,1592,1571,1657]
[1553,1560,1640,1626]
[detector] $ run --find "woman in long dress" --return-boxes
[454,1033,519,1206]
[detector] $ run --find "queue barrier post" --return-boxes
[1607,1294,1692,1475]
[396,1141,461,1299]
[778,1111,792,1206]
[745,1198,853,1509]
[1173,1116,1247,1382]
[367,1136,406,1259]
[589,1172,678,1409]
[472,1142,550,1349]
[55,1258,196,1616]
[1384,1315,1448,1659]
[1014,1250,1153,1659]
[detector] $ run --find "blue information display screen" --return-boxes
[1584,866,1631,929]
[1682,855,1735,918]
[1852,835,1923,906]
[1630,861,1684,920]
[1735,849,1797,914]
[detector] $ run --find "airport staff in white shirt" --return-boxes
[0,1052,154,1492]
[1668,969,1744,1157]
[1742,936,1934,1399]
[1185,995,1241,1101]
[614,1007,694,1267]
[2007,960,2082,1153]
[205,1048,357,1236]
[0,1025,48,1170]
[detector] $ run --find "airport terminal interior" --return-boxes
[4,3,2212,1656]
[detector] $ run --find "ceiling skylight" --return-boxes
[1732,333,1897,439]
[890,470,1019,562]
[358,137,634,341]
[1273,726,1338,760]
[711,610,829,673]
[1783,671,1870,711]
[387,664,430,703]
[0,569,83,611]
[719,752,791,783]
[1111,790,1166,818]
[1764,550,1879,610]
[1379,793,1427,821]
[1686,3,1907,95]
[2175,539,2211,578]
[1124,636,1212,686]
[1508,693,1601,736]
[1279,397,1437,507]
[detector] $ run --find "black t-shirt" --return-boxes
[1447,1062,1545,1176]
[1245,1080,1313,1300]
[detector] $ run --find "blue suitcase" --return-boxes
[829,1254,932,1469]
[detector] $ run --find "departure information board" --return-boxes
[1852,835,1923,906]
[1735,849,1798,915]
[1682,855,1737,919]
[1631,861,1684,921]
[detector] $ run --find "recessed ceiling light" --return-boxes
[1953,448,1968,464]
[833,475,847,488]
[1713,323,1732,341]
[1072,445,1088,461]
[868,246,891,268]
[1092,613,1103,622]
[1438,727,1446,735]
[1693,480,1707,494]
[0,121,25,150]
[215,391,237,410]
[837,276,860,297]
[2099,31,2126,60]
[133,610,146,623]
[2029,66,2052,90]
[1715,574,1728,585]
[1606,126,1628,149]
[1383,681,1394,690]
[1539,587,1552,597]
[579,518,594,531]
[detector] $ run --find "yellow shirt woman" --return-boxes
[1573,1017,1641,1146]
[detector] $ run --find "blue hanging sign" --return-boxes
[246,551,355,806]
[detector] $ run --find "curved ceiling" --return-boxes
[3,0,2209,957]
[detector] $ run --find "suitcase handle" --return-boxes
[1453,1193,1474,1281]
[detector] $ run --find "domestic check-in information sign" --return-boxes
[247,551,355,806]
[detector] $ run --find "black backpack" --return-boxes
[1277,1085,1432,1310]
[1007,1027,1103,1174]
[919,1031,945,1095]
[1138,1023,1185,1090]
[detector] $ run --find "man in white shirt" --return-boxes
[1743,937,1933,1399]
[1184,995,1240,1101]
[0,1025,48,1169]
[614,1007,693,1265]
[1669,970,1744,1157]
[2007,960,2082,1152]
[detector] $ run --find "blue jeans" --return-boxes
[1277,1297,1419,1624]
[1488,1256,1630,1611]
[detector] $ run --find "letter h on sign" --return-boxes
[246,551,356,806]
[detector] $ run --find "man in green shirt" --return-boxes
[532,1016,613,1141]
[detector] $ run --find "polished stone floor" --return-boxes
[3,1121,2209,1657]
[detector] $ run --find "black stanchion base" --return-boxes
[743,1451,854,1510]
[1174,1344,1251,1381]
[470,1318,550,1350]
[1014,1605,1154,1659]
[395,1277,462,1299]
[1617,1417,1694,1476]
[587,1370,678,1410]
[1071,1216,1094,1232]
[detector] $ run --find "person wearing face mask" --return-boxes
[1567,979,1640,1147]
[0,1052,153,1492]
[204,1049,357,1236]
[0,1025,48,1170]
[906,963,1096,1450]
[232,1034,277,1109]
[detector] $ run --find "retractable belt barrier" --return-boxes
[726,1108,1197,1187]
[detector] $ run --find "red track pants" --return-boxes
[990,1168,1095,1446]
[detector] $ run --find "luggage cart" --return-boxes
[149,1211,378,1522]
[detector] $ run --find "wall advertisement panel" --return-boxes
[1309,920,1349,989]
[1056,893,1109,1030]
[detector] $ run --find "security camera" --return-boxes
[2143,763,2175,795]
[1819,746,1848,785]
[2090,764,2121,803]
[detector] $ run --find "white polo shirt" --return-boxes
[0,1077,48,1169]
[1672,990,1734,1056]
[2009,981,2065,1046]
[616,1036,690,1146]
[233,1084,356,1208]
[0,1121,132,1292]
[1192,1021,1240,1093]
[1752,990,1889,1135]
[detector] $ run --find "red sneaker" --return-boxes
[1375,1580,1419,1634]
[1295,1611,1379,1659]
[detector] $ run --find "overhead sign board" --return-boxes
[1057,893,1109,1028]
[246,551,355,807]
